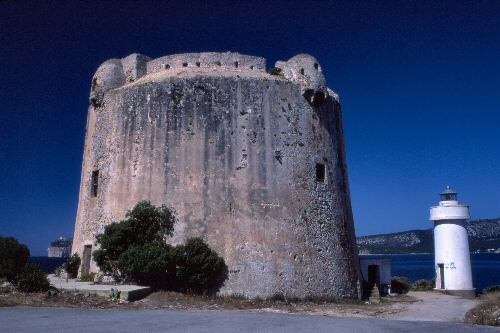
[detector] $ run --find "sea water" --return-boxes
[360,253,500,292]
[29,257,66,274]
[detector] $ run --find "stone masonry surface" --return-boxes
[73,52,360,298]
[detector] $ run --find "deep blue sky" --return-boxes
[1,1,499,255]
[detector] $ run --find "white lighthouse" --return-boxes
[430,186,475,298]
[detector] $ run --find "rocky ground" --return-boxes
[0,287,478,323]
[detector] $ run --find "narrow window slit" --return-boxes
[316,164,325,182]
[91,170,99,197]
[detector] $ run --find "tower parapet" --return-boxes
[147,52,266,74]
[276,54,328,106]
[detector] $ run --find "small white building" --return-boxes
[430,186,475,298]
[359,258,392,296]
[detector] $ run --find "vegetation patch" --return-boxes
[16,263,50,293]
[464,291,500,326]
[93,201,227,294]
[65,253,81,276]
[0,235,50,293]
[412,278,435,291]
[0,288,391,315]
[391,276,412,294]
[483,285,500,294]
[79,272,96,282]
[0,236,30,283]
[267,292,286,302]
[173,237,227,294]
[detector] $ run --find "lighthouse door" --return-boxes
[438,263,445,289]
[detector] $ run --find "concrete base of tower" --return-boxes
[434,288,476,299]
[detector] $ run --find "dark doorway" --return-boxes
[82,245,92,275]
[368,265,380,287]
[438,263,445,289]
[362,264,381,298]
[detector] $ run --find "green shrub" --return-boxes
[0,236,30,282]
[391,276,412,294]
[483,285,500,294]
[413,278,435,291]
[65,253,81,274]
[47,288,59,297]
[173,237,227,295]
[229,293,246,300]
[80,272,96,282]
[109,288,121,300]
[17,263,50,293]
[118,242,176,290]
[267,292,286,302]
[54,265,64,277]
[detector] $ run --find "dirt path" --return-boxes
[383,291,479,322]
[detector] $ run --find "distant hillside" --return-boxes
[357,218,500,254]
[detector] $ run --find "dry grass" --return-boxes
[0,285,415,318]
[464,291,500,326]
[0,287,130,309]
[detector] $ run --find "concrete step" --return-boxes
[49,276,152,301]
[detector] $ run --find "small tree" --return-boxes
[65,253,81,275]
[118,242,177,289]
[0,236,30,282]
[93,201,176,279]
[93,201,227,294]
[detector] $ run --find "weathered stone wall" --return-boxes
[73,52,360,298]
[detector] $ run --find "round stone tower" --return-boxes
[430,186,475,298]
[72,52,360,298]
